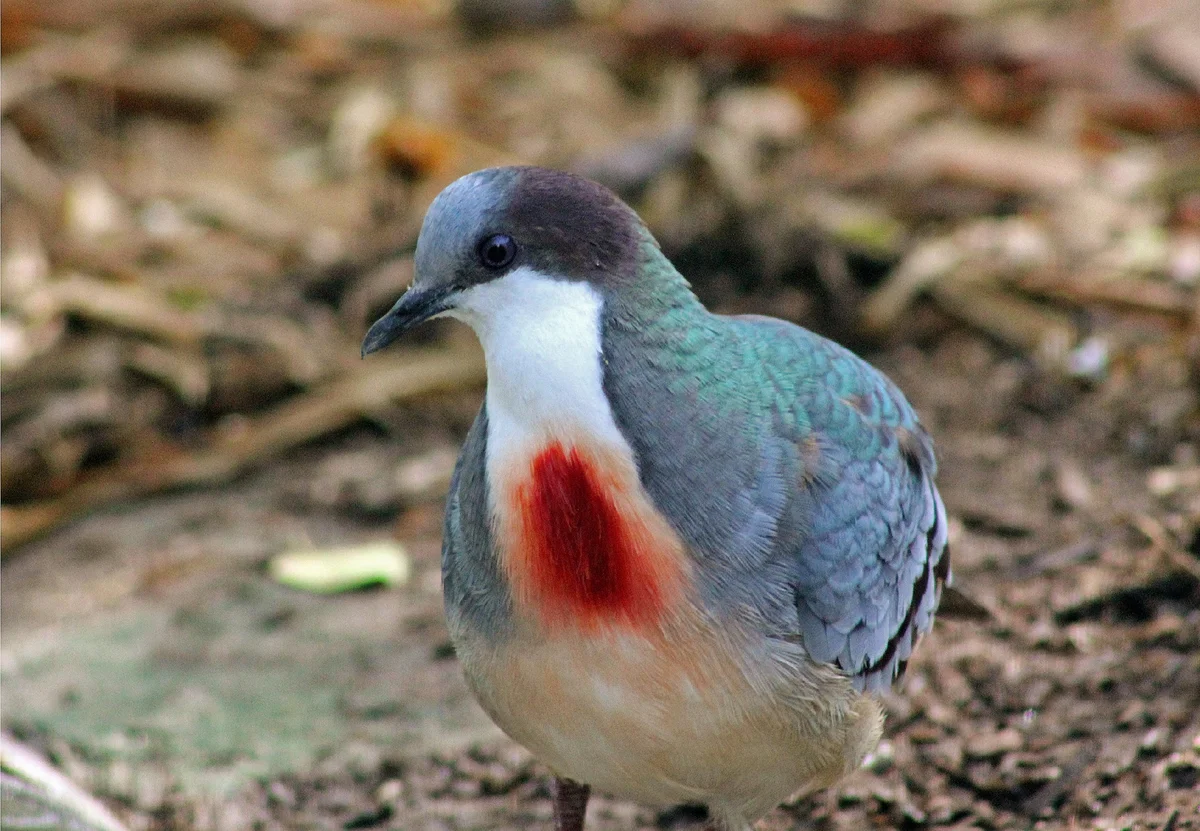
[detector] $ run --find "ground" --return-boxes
[2,1,1199,828]
[4,318,1198,831]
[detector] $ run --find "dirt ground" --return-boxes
[5,313,1199,831]
[3,0,1200,829]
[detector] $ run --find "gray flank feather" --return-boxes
[442,404,513,640]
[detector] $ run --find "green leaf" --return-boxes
[269,542,410,594]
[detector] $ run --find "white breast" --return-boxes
[446,267,633,484]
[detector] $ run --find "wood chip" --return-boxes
[109,39,242,114]
[932,282,1078,370]
[894,122,1088,194]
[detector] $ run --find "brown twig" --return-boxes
[893,122,1087,195]
[27,273,205,344]
[1015,270,1197,321]
[22,274,344,385]
[0,123,66,214]
[932,281,1078,368]
[0,26,131,114]
[1130,514,1200,581]
[620,18,958,71]
[860,236,963,334]
[0,345,485,553]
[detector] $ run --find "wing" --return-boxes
[602,311,948,692]
[783,363,949,692]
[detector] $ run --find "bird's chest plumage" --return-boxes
[464,310,760,803]
[491,437,688,630]
[470,434,751,805]
[463,275,693,631]
[458,442,864,813]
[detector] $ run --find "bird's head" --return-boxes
[361,166,647,356]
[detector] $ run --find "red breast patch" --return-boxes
[503,441,685,630]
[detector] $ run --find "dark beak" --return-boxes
[361,286,453,357]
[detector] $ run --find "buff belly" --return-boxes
[470,424,882,822]
[453,623,883,825]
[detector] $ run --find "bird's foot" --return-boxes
[552,776,591,831]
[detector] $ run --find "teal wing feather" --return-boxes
[744,318,949,691]
[602,301,948,692]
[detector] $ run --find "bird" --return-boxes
[362,166,950,831]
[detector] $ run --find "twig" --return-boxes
[0,732,129,831]
[1013,538,1101,580]
[0,124,66,215]
[27,273,204,344]
[0,26,130,115]
[14,0,444,44]
[932,281,1078,368]
[620,19,956,71]
[108,40,241,115]
[1015,270,1196,320]
[23,274,342,385]
[126,342,210,405]
[1130,514,1200,581]
[1086,91,1200,134]
[0,345,485,552]
[861,236,964,334]
[893,121,1087,195]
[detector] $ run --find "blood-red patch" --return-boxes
[509,442,675,628]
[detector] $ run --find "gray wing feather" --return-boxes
[602,310,948,693]
[783,380,949,691]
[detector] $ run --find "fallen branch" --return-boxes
[1130,513,1200,581]
[0,26,131,114]
[892,121,1087,195]
[1014,270,1197,320]
[0,345,485,553]
[932,281,1078,368]
[27,273,205,344]
[619,18,956,71]
[860,235,964,333]
[22,273,343,384]
[0,124,66,215]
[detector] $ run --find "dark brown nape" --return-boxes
[504,167,644,286]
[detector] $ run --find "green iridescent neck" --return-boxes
[609,235,707,329]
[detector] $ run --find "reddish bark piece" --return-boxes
[622,19,957,72]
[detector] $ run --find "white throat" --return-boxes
[446,267,627,452]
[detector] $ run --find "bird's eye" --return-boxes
[477,234,517,270]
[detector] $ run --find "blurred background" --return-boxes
[1,0,1198,829]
